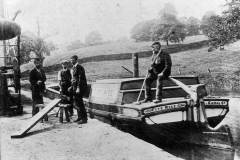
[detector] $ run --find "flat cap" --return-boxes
[61,60,68,64]
[70,55,78,60]
[151,41,161,47]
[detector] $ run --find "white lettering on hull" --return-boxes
[204,101,227,106]
[144,103,186,114]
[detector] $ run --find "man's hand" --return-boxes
[150,63,156,68]
[71,80,76,86]
[76,87,80,94]
[68,87,73,93]
[72,86,77,93]
[60,94,68,101]
[37,80,42,85]
[158,72,163,77]
[148,67,153,73]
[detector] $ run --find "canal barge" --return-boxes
[46,75,233,149]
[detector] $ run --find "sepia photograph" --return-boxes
[0,0,240,159]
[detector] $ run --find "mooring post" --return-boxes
[132,53,139,77]
[17,35,22,113]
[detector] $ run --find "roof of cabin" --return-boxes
[95,78,143,83]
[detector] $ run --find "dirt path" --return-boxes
[0,91,182,160]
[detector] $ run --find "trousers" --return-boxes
[73,93,87,120]
[145,72,168,100]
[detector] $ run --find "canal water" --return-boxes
[161,91,240,160]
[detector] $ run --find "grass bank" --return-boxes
[44,35,207,67]
[21,35,207,73]
[77,42,240,94]
[21,35,240,93]
[40,44,240,95]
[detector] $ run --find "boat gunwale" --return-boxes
[94,75,199,83]
[119,84,205,93]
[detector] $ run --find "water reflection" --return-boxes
[160,144,235,160]
[162,91,240,160]
[128,90,240,160]
[223,97,240,160]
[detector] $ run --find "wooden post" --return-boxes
[17,35,22,113]
[132,53,139,77]
[0,0,6,66]
[3,40,7,65]
[0,73,8,114]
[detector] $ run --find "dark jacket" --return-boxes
[151,50,172,76]
[29,68,46,92]
[59,69,72,95]
[71,63,87,94]
[60,69,71,87]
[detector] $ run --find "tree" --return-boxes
[158,2,177,17]
[85,31,103,46]
[169,24,187,43]
[19,32,55,64]
[205,15,229,48]
[186,17,200,36]
[203,4,240,49]
[130,19,156,42]
[130,2,187,45]
[201,11,216,23]
[151,23,170,45]
[159,12,179,25]
[151,13,186,45]
[223,6,240,40]
[150,3,187,45]
[200,11,216,35]
[179,17,188,25]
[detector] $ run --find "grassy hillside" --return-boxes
[43,35,207,67]
[44,40,240,93]
[21,35,240,93]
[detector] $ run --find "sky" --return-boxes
[2,0,227,45]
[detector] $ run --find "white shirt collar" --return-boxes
[152,49,162,56]
[35,67,41,72]
[73,63,78,68]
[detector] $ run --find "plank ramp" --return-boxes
[11,99,61,138]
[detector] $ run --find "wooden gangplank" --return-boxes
[11,99,61,138]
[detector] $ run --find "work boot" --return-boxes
[68,109,74,117]
[69,112,73,117]
[74,118,81,122]
[153,98,162,103]
[74,111,81,122]
[154,77,163,104]
[140,98,152,103]
[78,119,87,124]
[68,105,74,117]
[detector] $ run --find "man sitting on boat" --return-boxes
[141,41,172,103]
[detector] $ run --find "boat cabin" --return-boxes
[89,75,207,105]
